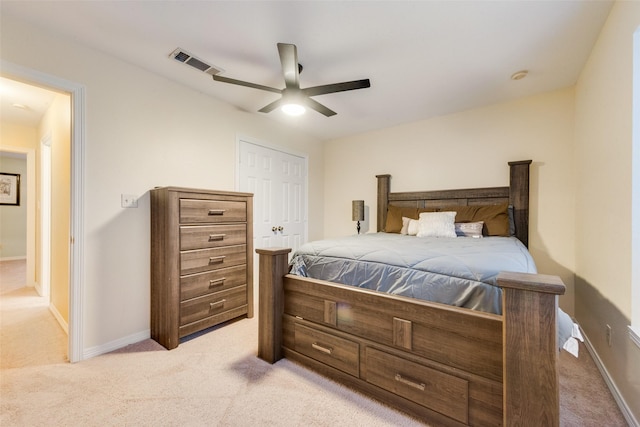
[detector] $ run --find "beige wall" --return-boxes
[1,17,324,351]
[0,155,27,258]
[0,123,37,151]
[38,93,71,324]
[574,0,640,422]
[324,88,577,314]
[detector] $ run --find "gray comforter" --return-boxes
[289,233,574,348]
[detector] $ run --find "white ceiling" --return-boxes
[0,77,58,128]
[1,1,614,141]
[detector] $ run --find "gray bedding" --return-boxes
[289,232,574,349]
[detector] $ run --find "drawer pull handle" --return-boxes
[208,209,225,216]
[311,342,333,355]
[209,278,225,287]
[209,299,226,309]
[208,256,226,264]
[394,374,426,391]
[208,234,226,241]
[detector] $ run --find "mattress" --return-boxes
[289,232,580,352]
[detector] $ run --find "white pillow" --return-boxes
[401,216,420,236]
[417,211,457,238]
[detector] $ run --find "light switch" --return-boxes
[121,194,138,208]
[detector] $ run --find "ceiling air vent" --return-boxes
[169,48,223,76]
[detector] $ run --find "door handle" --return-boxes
[272,226,284,232]
[277,226,283,232]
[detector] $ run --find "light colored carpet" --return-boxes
[1,311,422,426]
[0,260,629,426]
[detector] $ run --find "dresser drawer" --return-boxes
[180,285,247,326]
[294,324,359,377]
[180,199,246,224]
[180,245,246,275]
[181,265,247,301]
[180,224,246,250]
[365,347,469,424]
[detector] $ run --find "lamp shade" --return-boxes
[352,200,364,221]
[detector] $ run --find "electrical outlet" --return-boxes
[121,194,138,208]
[606,324,612,347]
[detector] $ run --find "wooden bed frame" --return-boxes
[257,160,565,426]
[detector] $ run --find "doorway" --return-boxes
[1,61,85,362]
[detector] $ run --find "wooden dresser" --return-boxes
[150,187,253,350]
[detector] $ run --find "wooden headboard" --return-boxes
[376,160,532,246]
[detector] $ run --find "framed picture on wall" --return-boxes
[0,172,20,206]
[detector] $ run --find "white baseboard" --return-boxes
[49,303,68,335]
[83,329,151,360]
[582,331,639,427]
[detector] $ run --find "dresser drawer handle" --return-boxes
[208,234,226,241]
[311,342,333,355]
[209,278,225,287]
[209,299,226,309]
[208,209,225,216]
[394,373,426,391]
[208,256,226,264]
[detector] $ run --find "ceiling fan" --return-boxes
[212,43,371,117]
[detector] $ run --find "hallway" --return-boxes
[0,259,67,368]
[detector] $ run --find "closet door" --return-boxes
[238,140,307,257]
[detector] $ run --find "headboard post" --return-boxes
[376,174,391,232]
[508,160,532,247]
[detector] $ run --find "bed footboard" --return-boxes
[257,248,565,426]
[497,271,565,426]
[256,247,291,363]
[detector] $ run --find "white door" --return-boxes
[238,140,307,257]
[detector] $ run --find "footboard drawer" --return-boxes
[294,324,359,377]
[365,347,469,424]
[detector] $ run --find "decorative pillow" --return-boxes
[400,217,410,235]
[442,205,476,222]
[385,205,418,233]
[440,203,510,236]
[416,211,457,238]
[455,221,484,238]
[401,217,420,236]
[473,203,510,236]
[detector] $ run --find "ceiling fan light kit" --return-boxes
[210,43,370,117]
[281,103,306,116]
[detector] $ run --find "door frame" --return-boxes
[1,60,86,363]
